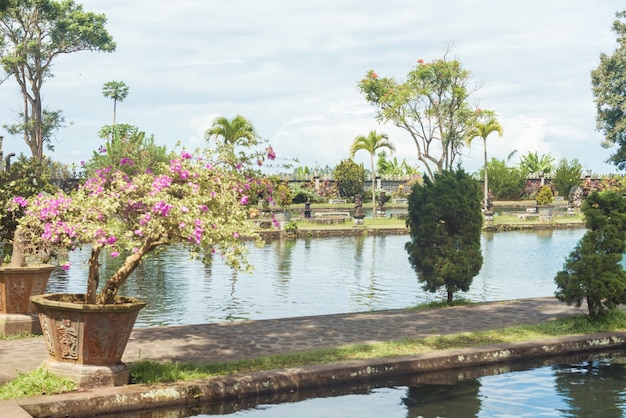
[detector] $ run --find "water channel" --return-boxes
[109,349,626,417]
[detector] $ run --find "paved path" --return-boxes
[0,297,588,385]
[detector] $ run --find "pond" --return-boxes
[46,228,587,328]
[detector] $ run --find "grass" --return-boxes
[0,332,36,341]
[0,367,76,400]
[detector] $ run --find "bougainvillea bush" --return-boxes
[8,147,273,305]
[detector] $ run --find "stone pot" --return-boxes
[0,264,55,335]
[537,205,553,222]
[30,293,146,387]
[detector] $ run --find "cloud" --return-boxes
[0,0,621,176]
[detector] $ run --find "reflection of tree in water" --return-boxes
[402,380,481,418]
[554,357,626,417]
[351,235,382,309]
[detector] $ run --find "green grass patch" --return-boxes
[128,310,626,385]
[0,332,36,340]
[0,367,76,400]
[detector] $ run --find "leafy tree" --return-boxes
[405,169,483,304]
[552,158,583,198]
[84,124,170,177]
[102,81,129,126]
[465,110,503,211]
[536,185,554,206]
[358,49,480,179]
[483,157,526,200]
[519,151,554,176]
[333,159,365,198]
[555,190,626,317]
[591,10,626,169]
[0,0,115,159]
[350,130,395,217]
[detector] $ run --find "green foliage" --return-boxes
[0,0,115,158]
[552,158,583,198]
[555,190,626,317]
[591,10,626,169]
[483,158,526,200]
[289,182,322,204]
[274,182,293,208]
[536,185,554,206]
[0,367,76,400]
[333,159,365,198]
[376,151,419,176]
[0,155,60,257]
[85,125,170,176]
[519,151,554,176]
[358,50,479,179]
[405,169,483,304]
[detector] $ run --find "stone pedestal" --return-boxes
[42,359,129,388]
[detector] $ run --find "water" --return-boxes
[110,350,626,417]
[46,229,586,328]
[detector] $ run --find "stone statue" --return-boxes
[353,194,365,225]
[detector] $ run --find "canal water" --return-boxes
[46,229,586,327]
[109,349,626,417]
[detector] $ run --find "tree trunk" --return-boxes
[370,154,376,218]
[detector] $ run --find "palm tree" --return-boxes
[466,113,503,212]
[204,115,257,149]
[350,130,395,217]
[102,81,129,127]
[519,151,555,178]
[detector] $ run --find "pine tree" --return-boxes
[555,190,626,316]
[405,169,483,304]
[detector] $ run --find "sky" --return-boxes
[0,0,623,176]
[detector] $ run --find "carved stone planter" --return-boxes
[0,264,55,335]
[31,293,146,388]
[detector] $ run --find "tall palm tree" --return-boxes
[466,114,503,212]
[204,115,257,149]
[102,81,129,127]
[350,130,395,217]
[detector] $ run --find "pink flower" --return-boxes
[267,146,276,160]
[110,251,120,258]
[61,262,71,271]
[181,151,192,160]
[240,196,249,205]
[13,196,28,207]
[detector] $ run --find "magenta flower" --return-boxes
[267,146,276,160]
[240,196,249,205]
[110,251,120,258]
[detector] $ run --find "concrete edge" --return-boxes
[13,331,626,418]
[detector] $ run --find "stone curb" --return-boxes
[13,332,626,418]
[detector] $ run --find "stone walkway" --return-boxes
[0,297,588,385]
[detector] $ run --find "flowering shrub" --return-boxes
[8,147,273,305]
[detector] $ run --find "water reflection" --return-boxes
[46,229,587,328]
[106,350,626,418]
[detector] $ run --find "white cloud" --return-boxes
[0,0,621,176]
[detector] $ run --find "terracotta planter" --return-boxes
[0,264,54,314]
[31,293,146,387]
